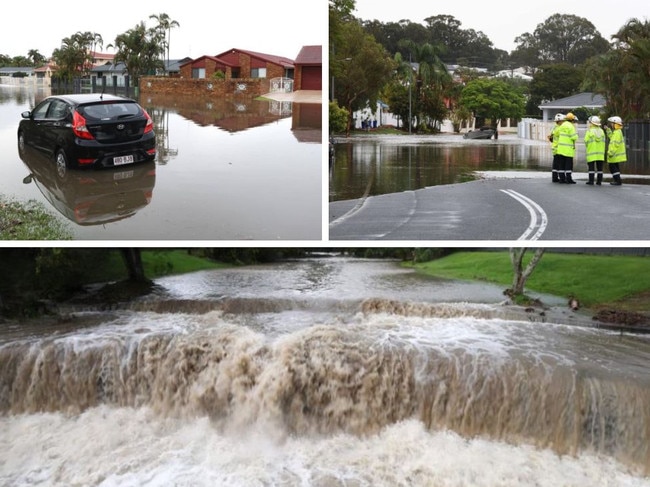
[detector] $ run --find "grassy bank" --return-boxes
[0,196,72,240]
[411,251,650,313]
[83,250,229,284]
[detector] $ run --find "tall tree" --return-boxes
[109,22,164,85]
[331,17,395,135]
[396,39,451,132]
[149,13,180,75]
[513,14,610,68]
[27,49,46,67]
[527,63,583,115]
[583,18,650,120]
[120,249,148,282]
[459,78,526,138]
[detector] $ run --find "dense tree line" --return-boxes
[330,0,650,134]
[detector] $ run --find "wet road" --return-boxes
[329,173,650,241]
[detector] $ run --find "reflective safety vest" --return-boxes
[551,124,562,155]
[584,126,605,162]
[607,128,627,163]
[556,120,578,157]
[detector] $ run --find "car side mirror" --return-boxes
[21,111,31,119]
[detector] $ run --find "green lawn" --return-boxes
[411,251,650,308]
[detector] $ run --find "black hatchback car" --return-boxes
[18,93,156,169]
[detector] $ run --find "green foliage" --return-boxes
[51,31,103,81]
[512,14,611,68]
[0,197,72,240]
[331,16,396,134]
[459,78,525,124]
[526,63,583,115]
[412,251,650,307]
[109,21,164,83]
[582,18,650,120]
[329,101,349,134]
[212,70,226,79]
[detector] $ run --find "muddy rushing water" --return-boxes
[1,257,649,486]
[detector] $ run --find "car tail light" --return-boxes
[72,110,94,140]
[77,158,96,165]
[143,110,154,134]
[146,148,156,155]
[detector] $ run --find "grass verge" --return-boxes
[0,197,72,240]
[410,251,650,313]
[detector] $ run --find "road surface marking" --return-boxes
[500,189,548,240]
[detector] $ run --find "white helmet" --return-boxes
[588,116,601,126]
[554,113,566,122]
[608,116,623,125]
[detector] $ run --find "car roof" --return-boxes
[49,93,136,105]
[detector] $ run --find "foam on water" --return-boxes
[1,408,648,487]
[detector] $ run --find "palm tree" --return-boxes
[27,49,46,67]
[397,40,450,132]
[109,22,164,84]
[149,13,180,75]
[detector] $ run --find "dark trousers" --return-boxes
[558,155,574,183]
[608,162,622,184]
[552,154,561,181]
[587,161,604,184]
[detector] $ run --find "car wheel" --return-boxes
[55,149,69,178]
[17,132,26,154]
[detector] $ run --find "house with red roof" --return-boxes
[180,48,294,81]
[294,45,321,91]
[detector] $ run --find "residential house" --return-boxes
[180,48,294,81]
[538,92,606,122]
[293,45,322,91]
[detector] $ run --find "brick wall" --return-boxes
[140,77,265,98]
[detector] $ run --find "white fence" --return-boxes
[0,76,50,87]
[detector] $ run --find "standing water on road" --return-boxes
[1,257,649,486]
[0,86,322,240]
[329,134,650,201]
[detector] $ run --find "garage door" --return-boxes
[301,66,321,90]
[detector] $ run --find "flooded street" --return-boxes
[329,134,650,201]
[0,86,322,240]
[1,257,649,486]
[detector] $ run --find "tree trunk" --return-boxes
[120,248,147,282]
[509,248,545,296]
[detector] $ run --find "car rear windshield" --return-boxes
[81,102,141,120]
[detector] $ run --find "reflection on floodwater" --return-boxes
[330,135,650,202]
[20,145,156,226]
[142,94,322,165]
[1,86,322,240]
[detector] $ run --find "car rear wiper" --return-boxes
[117,114,135,119]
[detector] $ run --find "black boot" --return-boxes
[596,173,603,185]
[565,172,576,184]
[610,174,622,185]
[586,173,594,185]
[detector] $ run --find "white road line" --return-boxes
[500,189,548,241]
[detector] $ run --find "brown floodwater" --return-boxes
[0,86,322,240]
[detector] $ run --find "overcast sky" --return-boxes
[353,0,648,52]
[1,1,325,60]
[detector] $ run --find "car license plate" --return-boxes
[113,155,134,166]
[113,170,134,181]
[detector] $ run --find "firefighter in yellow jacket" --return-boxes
[584,116,605,185]
[606,116,626,185]
[556,112,578,183]
[549,113,565,182]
